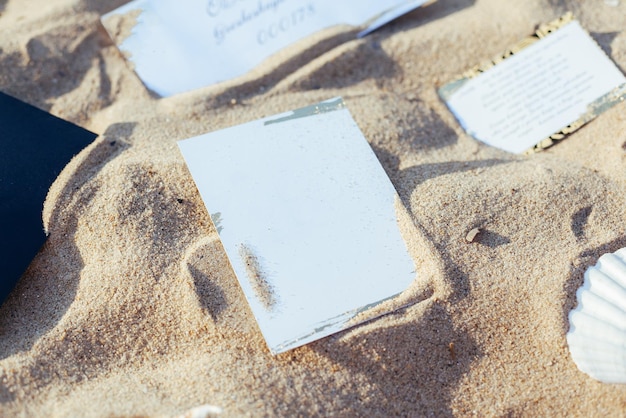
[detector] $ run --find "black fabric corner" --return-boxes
[0,92,97,306]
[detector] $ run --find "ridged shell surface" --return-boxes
[567,247,626,384]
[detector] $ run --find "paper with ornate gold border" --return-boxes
[439,13,626,154]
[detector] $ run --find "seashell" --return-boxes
[465,228,481,243]
[566,247,626,384]
[175,404,222,418]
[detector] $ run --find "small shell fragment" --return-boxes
[465,228,481,243]
[176,404,223,418]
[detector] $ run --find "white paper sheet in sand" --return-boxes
[102,0,428,96]
[178,98,416,354]
[442,20,626,154]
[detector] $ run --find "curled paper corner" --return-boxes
[357,0,430,38]
[101,6,146,69]
[101,7,143,47]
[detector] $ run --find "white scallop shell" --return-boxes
[566,247,626,384]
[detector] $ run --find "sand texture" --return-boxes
[1,0,626,416]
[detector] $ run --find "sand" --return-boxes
[1,0,626,416]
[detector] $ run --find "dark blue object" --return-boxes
[0,92,97,306]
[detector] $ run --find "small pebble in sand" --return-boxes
[465,228,481,243]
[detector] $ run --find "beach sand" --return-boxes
[1,0,626,416]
